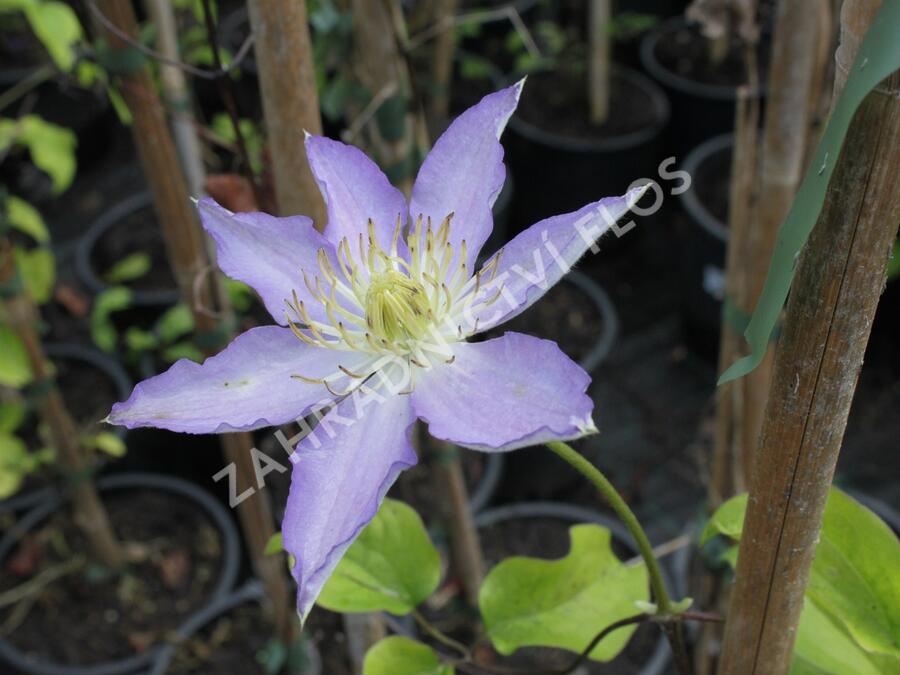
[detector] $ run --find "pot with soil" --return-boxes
[503,65,670,245]
[75,191,181,307]
[675,133,732,360]
[472,502,672,675]
[639,19,764,160]
[0,344,132,515]
[149,580,322,675]
[0,472,240,675]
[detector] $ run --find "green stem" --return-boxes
[546,441,692,674]
[545,441,673,613]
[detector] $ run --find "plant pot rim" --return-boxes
[567,270,619,373]
[75,191,182,307]
[0,345,133,515]
[677,133,733,243]
[503,65,670,154]
[0,472,240,675]
[639,18,762,102]
[148,580,323,675]
[474,501,672,675]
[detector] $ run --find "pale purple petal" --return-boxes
[108,326,373,433]
[462,186,646,333]
[283,391,417,620]
[198,198,339,325]
[305,134,408,253]
[412,332,595,452]
[410,81,523,270]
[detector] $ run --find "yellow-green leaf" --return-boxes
[318,499,441,615]
[0,324,33,387]
[6,196,49,243]
[479,524,648,662]
[15,246,55,303]
[363,637,453,675]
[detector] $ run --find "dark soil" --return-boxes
[392,451,495,522]
[306,607,353,675]
[480,278,605,365]
[0,489,224,666]
[692,143,732,224]
[54,356,122,432]
[166,601,272,674]
[654,22,752,88]
[516,68,658,142]
[89,203,178,294]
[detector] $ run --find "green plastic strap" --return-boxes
[94,41,148,76]
[194,323,233,350]
[61,463,99,487]
[0,273,24,299]
[722,298,782,341]
[719,1,900,386]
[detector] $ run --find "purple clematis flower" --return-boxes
[108,81,645,620]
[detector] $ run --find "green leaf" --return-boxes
[887,240,900,280]
[14,246,55,303]
[706,488,900,671]
[479,524,648,662]
[317,499,441,615]
[161,341,203,364]
[264,532,283,556]
[0,432,30,499]
[223,278,253,312]
[90,286,132,353]
[363,637,453,675]
[0,115,77,193]
[124,327,159,352]
[720,0,900,384]
[156,303,194,343]
[700,493,748,546]
[103,252,151,284]
[0,324,33,387]
[89,431,126,457]
[23,0,83,71]
[0,401,26,433]
[6,195,49,243]
[808,490,900,659]
[791,601,886,675]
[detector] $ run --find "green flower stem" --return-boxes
[545,441,673,614]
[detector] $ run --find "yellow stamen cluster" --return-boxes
[285,212,506,393]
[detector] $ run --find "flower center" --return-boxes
[364,270,432,345]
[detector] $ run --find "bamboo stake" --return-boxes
[426,0,459,133]
[145,0,206,197]
[429,439,484,607]
[701,5,827,671]
[717,1,900,671]
[588,0,611,126]
[349,0,420,195]
[0,242,123,568]
[91,0,295,645]
[246,0,326,223]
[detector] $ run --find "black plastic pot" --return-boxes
[0,473,241,675]
[149,580,322,675]
[504,65,670,238]
[75,191,182,307]
[675,133,732,360]
[640,19,761,160]
[475,502,672,675]
[0,344,133,515]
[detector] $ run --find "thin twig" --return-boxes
[412,609,471,659]
[407,6,541,58]
[0,555,86,609]
[0,64,55,112]
[198,0,261,204]
[85,0,255,80]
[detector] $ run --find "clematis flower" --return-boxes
[107,81,645,620]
